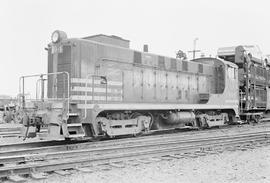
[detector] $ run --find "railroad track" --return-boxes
[0,131,20,138]
[0,127,20,138]
[0,127,20,133]
[0,124,49,139]
[0,130,48,139]
[1,121,269,150]
[0,129,269,182]
[0,122,269,157]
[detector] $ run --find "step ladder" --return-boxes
[66,113,85,138]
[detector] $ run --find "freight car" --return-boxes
[19,30,239,139]
[218,45,270,122]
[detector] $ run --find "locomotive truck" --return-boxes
[20,30,244,139]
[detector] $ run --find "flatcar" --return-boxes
[20,30,239,139]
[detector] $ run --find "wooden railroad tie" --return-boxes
[136,159,152,164]
[8,175,26,183]
[98,165,112,171]
[30,172,47,180]
[124,160,140,166]
[109,162,125,168]
[54,170,72,176]
[75,166,96,173]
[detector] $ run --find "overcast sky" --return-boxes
[0,0,270,97]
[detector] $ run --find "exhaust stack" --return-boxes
[143,44,148,52]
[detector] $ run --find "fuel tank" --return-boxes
[162,111,195,124]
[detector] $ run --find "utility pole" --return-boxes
[188,38,200,60]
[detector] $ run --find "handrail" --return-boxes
[19,71,70,113]
[35,78,42,100]
[84,74,108,119]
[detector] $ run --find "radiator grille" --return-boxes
[57,46,71,98]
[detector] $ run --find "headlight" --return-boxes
[51,31,60,43]
[51,30,67,43]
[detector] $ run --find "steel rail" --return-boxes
[0,131,20,135]
[0,140,89,153]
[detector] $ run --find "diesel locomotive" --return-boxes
[20,30,246,139]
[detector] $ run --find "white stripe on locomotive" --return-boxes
[72,86,123,94]
[71,78,123,86]
[71,95,122,101]
[70,77,123,101]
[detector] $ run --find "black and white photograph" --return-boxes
[0,0,270,182]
